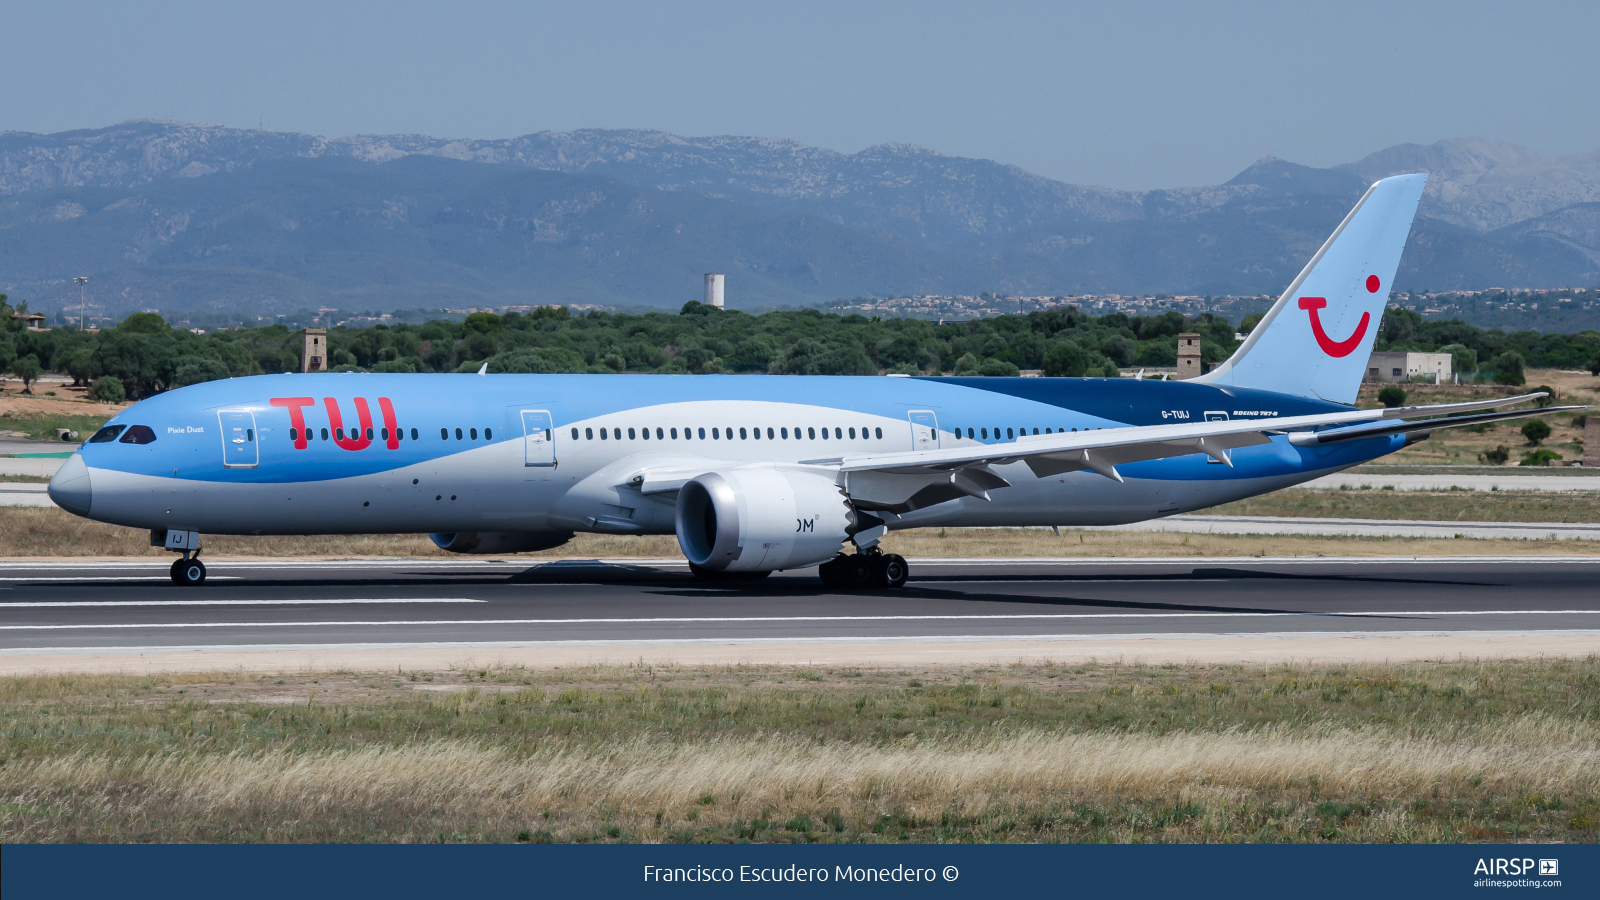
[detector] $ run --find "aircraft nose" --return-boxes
[48,454,93,516]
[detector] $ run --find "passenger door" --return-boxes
[521,410,555,467]
[218,409,259,469]
[907,410,940,451]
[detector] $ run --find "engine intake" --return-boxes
[429,531,574,554]
[675,469,853,572]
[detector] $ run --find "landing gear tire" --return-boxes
[841,554,875,590]
[171,557,207,586]
[872,553,909,589]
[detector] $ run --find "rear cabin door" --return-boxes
[521,410,555,467]
[218,409,259,468]
[907,410,940,451]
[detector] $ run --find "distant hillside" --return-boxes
[1,122,1597,318]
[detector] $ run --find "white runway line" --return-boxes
[0,598,484,608]
[0,576,243,582]
[3,609,1597,630]
[7,629,1600,656]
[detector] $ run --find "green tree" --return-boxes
[1376,386,1407,408]
[8,354,41,393]
[1482,445,1510,465]
[1438,343,1477,377]
[1520,419,1551,446]
[1489,351,1526,386]
[1519,448,1562,467]
[1042,341,1092,377]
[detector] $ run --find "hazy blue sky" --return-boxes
[6,0,1597,189]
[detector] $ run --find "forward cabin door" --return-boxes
[907,410,940,451]
[218,409,259,468]
[521,410,555,467]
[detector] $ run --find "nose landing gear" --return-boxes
[818,549,908,590]
[170,554,207,586]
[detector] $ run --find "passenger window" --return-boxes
[290,427,299,441]
[323,428,331,441]
[118,425,158,445]
[739,427,747,440]
[641,427,649,440]
[600,428,608,440]
[613,428,621,440]
[656,427,664,440]
[455,428,463,440]
[1044,428,1051,434]
[365,428,373,441]
[767,427,774,439]
[981,428,988,439]
[247,429,254,442]
[670,428,678,439]
[440,428,448,440]
[698,427,705,439]
[781,427,788,439]
[628,428,635,440]
[585,428,593,440]
[848,427,856,439]
[834,427,842,439]
[875,427,882,439]
[1007,428,1014,439]
[410,428,418,441]
[88,425,127,443]
[485,428,492,440]
[571,428,579,440]
[821,428,829,440]
[807,427,815,439]
[380,428,388,440]
[336,427,346,441]
[470,428,479,440]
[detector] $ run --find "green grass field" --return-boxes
[0,411,109,443]
[2,660,1596,843]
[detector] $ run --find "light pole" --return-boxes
[73,276,88,329]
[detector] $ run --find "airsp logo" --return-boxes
[1540,860,1559,876]
[1474,858,1546,876]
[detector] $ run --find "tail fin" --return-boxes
[1196,173,1427,404]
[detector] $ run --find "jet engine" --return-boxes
[675,469,854,573]
[429,531,574,554]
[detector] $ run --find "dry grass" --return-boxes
[1211,489,1600,523]
[1,660,1596,843]
[6,506,1600,561]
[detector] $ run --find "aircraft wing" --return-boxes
[828,392,1565,512]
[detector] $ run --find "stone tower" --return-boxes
[301,328,327,373]
[1176,332,1203,380]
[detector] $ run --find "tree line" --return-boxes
[4,296,1598,402]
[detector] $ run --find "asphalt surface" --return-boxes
[0,557,1596,653]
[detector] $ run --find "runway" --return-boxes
[0,558,1596,669]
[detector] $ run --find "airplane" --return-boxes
[47,173,1582,587]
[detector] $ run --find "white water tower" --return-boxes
[704,273,725,308]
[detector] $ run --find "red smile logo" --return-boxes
[1299,276,1378,358]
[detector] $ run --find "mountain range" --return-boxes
[1,121,1597,318]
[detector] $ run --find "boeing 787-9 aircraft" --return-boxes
[47,173,1578,587]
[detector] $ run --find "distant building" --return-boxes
[1365,351,1452,384]
[12,312,47,331]
[301,328,327,373]
[1176,332,1203,379]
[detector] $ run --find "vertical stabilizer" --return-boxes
[1195,173,1427,404]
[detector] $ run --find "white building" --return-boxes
[1366,351,1452,384]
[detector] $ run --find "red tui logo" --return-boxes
[1298,297,1369,358]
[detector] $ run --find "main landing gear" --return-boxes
[818,549,908,590]
[170,554,207,586]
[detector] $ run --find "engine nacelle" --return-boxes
[675,469,853,572]
[429,531,574,554]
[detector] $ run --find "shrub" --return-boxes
[1482,445,1510,465]
[1376,386,1407,408]
[88,376,125,403]
[1520,419,1551,446]
[1520,449,1562,467]
[1530,385,1556,407]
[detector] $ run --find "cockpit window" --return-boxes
[88,425,127,443]
[117,425,158,445]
